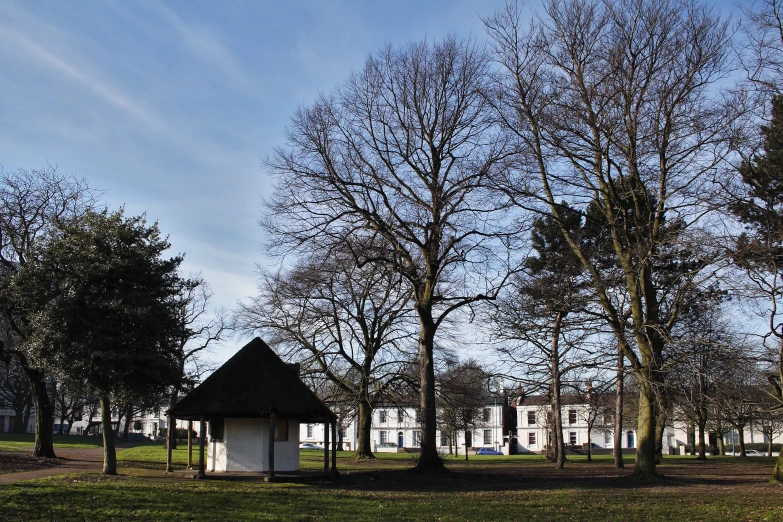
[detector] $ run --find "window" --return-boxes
[398,409,405,422]
[415,410,421,422]
[275,419,289,441]
[340,426,348,438]
[604,432,612,445]
[527,411,536,425]
[306,425,314,438]
[465,430,473,447]
[483,429,492,444]
[440,433,449,446]
[569,432,577,445]
[413,431,422,446]
[568,409,577,425]
[380,431,388,444]
[379,410,387,423]
[483,408,491,422]
[209,417,225,441]
[528,432,537,446]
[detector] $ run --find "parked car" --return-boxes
[475,448,503,455]
[743,450,767,457]
[299,442,324,450]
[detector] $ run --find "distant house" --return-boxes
[370,393,515,454]
[169,338,336,476]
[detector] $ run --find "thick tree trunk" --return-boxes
[24,366,56,458]
[614,347,624,469]
[100,395,117,475]
[415,310,443,471]
[773,452,783,483]
[355,398,374,458]
[716,434,725,456]
[737,426,747,457]
[634,376,658,478]
[551,311,566,469]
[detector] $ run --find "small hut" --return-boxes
[169,337,337,478]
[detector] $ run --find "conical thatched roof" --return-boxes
[169,337,333,422]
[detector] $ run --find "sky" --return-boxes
[0,0,741,366]
[0,0,513,363]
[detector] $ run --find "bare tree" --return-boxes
[167,275,226,452]
[235,247,416,458]
[437,360,490,461]
[264,36,513,470]
[485,0,737,478]
[52,377,88,435]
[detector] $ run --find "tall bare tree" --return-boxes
[236,246,415,459]
[264,36,513,470]
[485,0,736,478]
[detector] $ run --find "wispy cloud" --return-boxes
[0,6,167,133]
[154,3,253,92]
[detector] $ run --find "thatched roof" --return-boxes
[169,338,334,422]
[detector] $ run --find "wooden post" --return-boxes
[266,413,276,482]
[187,420,193,469]
[323,419,330,475]
[197,415,206,479]
[166,415,174,472]
[331,420,338,475]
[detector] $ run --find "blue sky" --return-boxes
[0,0,741,364]
[0,0,510,363]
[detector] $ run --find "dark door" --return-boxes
[398,432,404,448]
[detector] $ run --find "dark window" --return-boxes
[527,411,536,425]
[398,409,405,422]
[440,433,449,446]
[380,431,388,444]
[569,432,577,445]
[209,417,225,441]
[483,429,492,444]
[379,411,387,423]
[568,409,577,424]
[528,432,536,445]
[415,410,421,422]
[275,419,288,441]
[483,408,491,422]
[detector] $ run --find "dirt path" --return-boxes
[0,444,136,485]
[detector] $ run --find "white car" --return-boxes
[299,442,324,450]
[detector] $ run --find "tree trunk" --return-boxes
[614,346,624,469]
[115,410,125,439]
[551,311,566,469]
[716,433,725,456]
[697,416,707,460]
[121,404,132,440]
[654,393,668,464]
[355,396,374,458]
[25,366,56,458]
[100,395,117,475]
[587,424,593,462]
[737,426,747,457]
[634,375,658,478]
[773,452,783,483]
[415,310,443,471]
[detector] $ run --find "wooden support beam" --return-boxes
[331,420,338,475]
[165,415,174,472]
[187,420,193,469]
[197,415,206,479]
[323,419,330,475]
[266,413,276,482]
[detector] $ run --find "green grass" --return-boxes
[2,444,782,521]
[0,433,105,451]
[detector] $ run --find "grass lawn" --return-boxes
[0,433,105,452]
[1,447,782,521]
